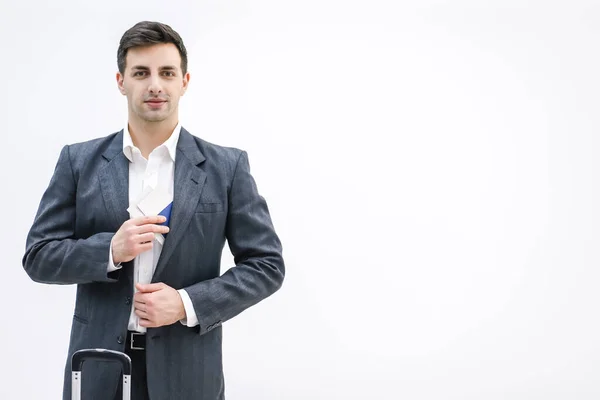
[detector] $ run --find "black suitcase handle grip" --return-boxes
[72,349,132,375]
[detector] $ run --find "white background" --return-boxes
[1,1,599,399]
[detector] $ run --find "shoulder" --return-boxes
[182,128,248,173]
[64,131,121,161]
[187,131,244,160]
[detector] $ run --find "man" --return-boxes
[22,21,284,400]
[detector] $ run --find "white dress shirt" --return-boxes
[108,123,198,333]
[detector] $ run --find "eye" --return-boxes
[133,71,146,77]
[163,71,175,77]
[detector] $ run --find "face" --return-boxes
[117,43,189,124]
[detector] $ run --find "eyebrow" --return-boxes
[131,65,178,71]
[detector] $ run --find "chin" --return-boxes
[140,112,170,123]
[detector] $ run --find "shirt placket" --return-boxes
[138,154,160,285]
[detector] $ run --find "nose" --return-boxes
[147,75,163,94]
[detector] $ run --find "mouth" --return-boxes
[145,99,167,108]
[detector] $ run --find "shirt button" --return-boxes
[117,336,124,344]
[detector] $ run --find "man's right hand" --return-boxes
[111,216,170,264]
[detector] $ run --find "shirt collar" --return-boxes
[123,122,181,162]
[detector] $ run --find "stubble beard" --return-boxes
[134,102,172,123]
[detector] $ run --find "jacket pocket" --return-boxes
[195,202,224,213]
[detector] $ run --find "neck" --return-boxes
[128,116,178,159]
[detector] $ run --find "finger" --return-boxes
[133,215,167,226]
[134,299,145,310]
[138,318,154,328]
[135,308,148,318]
[135,232,156,244]
[136,282,165,293]
[133,291,149,303]
[151,224,170,234]
[135,224,170,235]
[136,242,153,253]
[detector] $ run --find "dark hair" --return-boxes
[117,21,188,75]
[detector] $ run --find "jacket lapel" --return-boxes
[153,128,207,281]
[98,130,130,231]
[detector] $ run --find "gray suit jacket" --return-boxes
[22,128,285,400]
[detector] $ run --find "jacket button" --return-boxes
[125,297,131,305]
[117,336,124,344]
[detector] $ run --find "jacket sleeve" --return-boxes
[22,145,119,285]
[183,150,285,335]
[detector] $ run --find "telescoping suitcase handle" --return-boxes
[71,348,132,400]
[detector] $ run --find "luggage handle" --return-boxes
[71,349,131,400]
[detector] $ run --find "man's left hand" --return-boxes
[134,283,186,328]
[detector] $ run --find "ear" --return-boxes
[181,72,190,96]
[116,72,126,95]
